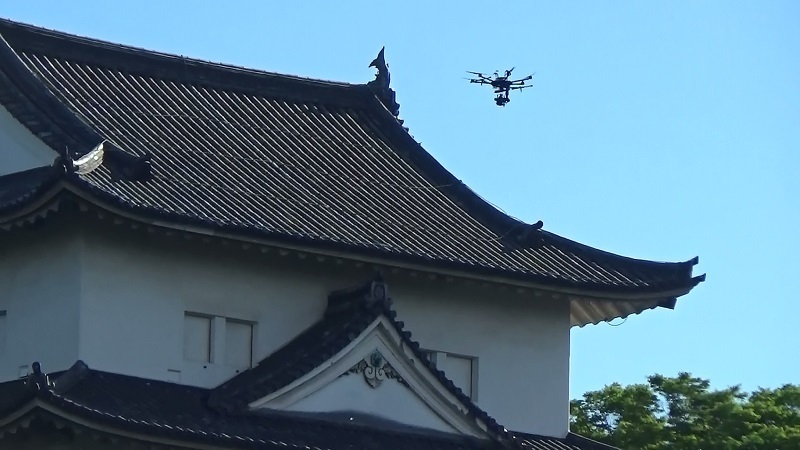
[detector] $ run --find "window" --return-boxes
[183,313,211,363]
[0,310,6,351]
[225,319,253,368]
[423,349,478,400]
[183,312,254,370]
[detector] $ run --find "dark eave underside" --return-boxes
[0,18,702,296]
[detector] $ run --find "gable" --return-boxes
[0,104,56,176]
[250,317,487,437]
[207,279,514,443]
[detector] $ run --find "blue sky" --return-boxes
[4,1,798,398]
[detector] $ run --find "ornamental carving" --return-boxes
[347,351,404,388]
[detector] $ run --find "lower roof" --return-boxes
[0,362,616,450]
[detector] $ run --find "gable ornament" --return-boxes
[347,351,404,388]
[367,47,400,117]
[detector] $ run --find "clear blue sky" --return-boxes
[5,1,798,398]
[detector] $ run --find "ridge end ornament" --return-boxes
[367,47,400,117]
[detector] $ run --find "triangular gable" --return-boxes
[252,315,485,437]
[211,279,513,444]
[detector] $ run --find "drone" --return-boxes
[467,67,534,106]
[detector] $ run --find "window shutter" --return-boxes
[183,314,211,363]
[225,320,253,368]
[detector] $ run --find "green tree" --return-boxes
[570,374,800,449]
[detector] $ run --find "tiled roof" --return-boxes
[209,281,390,414]
[0,361,615,450]
[0,18,703,300]
[518,433,618,450]
[0,165,58,208]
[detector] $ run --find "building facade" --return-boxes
[0,19,703,449]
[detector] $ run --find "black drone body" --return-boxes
[467,67,534,106]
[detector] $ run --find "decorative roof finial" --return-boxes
[367,47,400,117]
[53,141,152,181]
[368,47,390,89]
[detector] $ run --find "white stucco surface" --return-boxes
[0,219,571,437]
[0,224,82,381]
[78,227,333,387]
[0,104,56,176]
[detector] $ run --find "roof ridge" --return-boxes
[0,17,359,89]
[541,229,700,269]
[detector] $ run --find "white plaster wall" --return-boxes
[390,280,571,438]
[76,224,569,437]
[0,222,82,382]
[0,104,56,176]
[77,227,341,387]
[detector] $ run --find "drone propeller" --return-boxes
[509,74,534,83]
[466,71,493,82]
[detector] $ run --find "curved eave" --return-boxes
[0,165,66,224]
[362,93,702,291]
[0,177,704,307]
[570,274,705,327]
[0,399,261,450]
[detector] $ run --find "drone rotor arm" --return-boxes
[509,76,533,84]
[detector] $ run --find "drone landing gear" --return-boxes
[494,94,510,107]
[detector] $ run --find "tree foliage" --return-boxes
[570,373,800,449]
